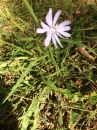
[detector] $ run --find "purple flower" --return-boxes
[37,8,71,48]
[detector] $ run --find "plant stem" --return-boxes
[48,45,59,71]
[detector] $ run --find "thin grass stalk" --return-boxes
[23,0,39,26]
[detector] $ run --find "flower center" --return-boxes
[50,27,55,33]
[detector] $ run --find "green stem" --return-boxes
[48,45,59,71]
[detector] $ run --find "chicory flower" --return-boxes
[37,8,71,48]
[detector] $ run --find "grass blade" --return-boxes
[0,39,33,55]
[23,0,39,26]
[3,55,47,103]
[20,87,49,130]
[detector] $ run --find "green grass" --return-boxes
[0,0,97,130]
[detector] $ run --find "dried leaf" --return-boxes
[75,47,96,60]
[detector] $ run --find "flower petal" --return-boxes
[44,32,51,47]
[58,31,71,37]
[37,28,47,33]
[41,21,49,29]
[54,33,63,48]
[57,26,71,32]
[58,20,71,27]
[53,10,62,26]
[51,34,57,48]
[46,8,52,27]
[55,32,63,38]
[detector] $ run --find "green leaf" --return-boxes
[89,98,97,105]
[43,79,58,91]
[0,39,33,55]
[20,87,49,130]
[65,89,72,99]
[3,55,47,103]
[69,111,79,124]
[88,114,96,120]
[73,94,79,102]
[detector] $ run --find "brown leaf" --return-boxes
[75,47,96,60]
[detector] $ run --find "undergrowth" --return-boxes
[0,0,97,130]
